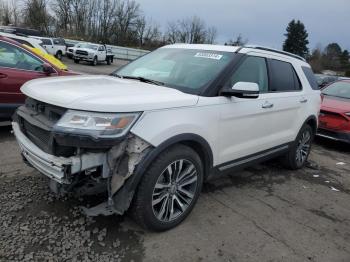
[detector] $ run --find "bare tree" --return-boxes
[113,0,140,45]
[226,34,248,46]
[135,16,160,47]
[205,26,217,44]
[22,0,52,34]
[166,16,217,44]
[52,0,72,34]
[0,0,20,26]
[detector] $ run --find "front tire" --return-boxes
[74,58,79,64]
[282,124,314,170]
[55,51,62,60]
[131,145,203,231]
[91,56,97,66]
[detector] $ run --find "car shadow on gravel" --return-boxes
[203,161,293,196]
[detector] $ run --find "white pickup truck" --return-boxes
[73,43,114,66]
[31,37,66,60]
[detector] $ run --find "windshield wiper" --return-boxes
[113,74,164,86]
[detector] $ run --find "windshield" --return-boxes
[80,44,98,50]
[322,81,350,99]
[113,48,235,94]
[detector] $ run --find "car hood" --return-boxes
[21,75,199,112]
[322,95,350,113]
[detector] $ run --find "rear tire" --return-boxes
[106,57,111,65]
[282,124,314,170]
[131,145,203,231]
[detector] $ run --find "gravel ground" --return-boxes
[1,124,350,262]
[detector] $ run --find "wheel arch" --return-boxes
[303,115,318,135]
[112,133,214,214]
[137,133,213,180]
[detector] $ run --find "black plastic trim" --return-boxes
[212,143,291,176]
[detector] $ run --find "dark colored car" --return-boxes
[317,80,350,143]
[0,36,77,120]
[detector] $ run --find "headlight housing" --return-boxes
[345,112,350,117]
[54,110,140,139]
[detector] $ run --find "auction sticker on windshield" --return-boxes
[194,52,223,60]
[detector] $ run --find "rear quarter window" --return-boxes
[268,59,301,92]
[302,66,319,90]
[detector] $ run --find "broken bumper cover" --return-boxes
[12,122,108,184]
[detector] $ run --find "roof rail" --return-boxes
[244,45,306,62]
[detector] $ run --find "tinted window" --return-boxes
[53,38,65,45]
[269,60,301,92]
[302,67,318,90]
[226,56,268,92]
[41,39,52,45]
[98,46,105,51]
[0,41,43,71]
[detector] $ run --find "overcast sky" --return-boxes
[137,0,350,51]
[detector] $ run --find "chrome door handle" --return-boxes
[299,97,308,103]
[262,102,274,109]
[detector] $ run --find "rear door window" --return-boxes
[268,59,302,92]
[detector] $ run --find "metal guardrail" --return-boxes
[65,39,149,60]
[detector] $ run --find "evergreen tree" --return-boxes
[283,20,309,58]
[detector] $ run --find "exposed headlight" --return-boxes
[345,112,350,117]
[54,110,140,139]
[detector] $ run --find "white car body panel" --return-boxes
[20,75,199,112]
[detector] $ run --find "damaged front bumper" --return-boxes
[13,121,152,216]
[12,121,110,184]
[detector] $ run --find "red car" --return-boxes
[0,36,77,120]
[317,80,350,143]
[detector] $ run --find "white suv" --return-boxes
[12,44,321,231]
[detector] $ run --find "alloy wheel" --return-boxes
[295,129,311,166]
[152,159,198,222]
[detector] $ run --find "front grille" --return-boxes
[17,98,70,156]
[22,118,52,153]
[76,50,88,56]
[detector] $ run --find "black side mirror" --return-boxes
[42,63,55,75]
